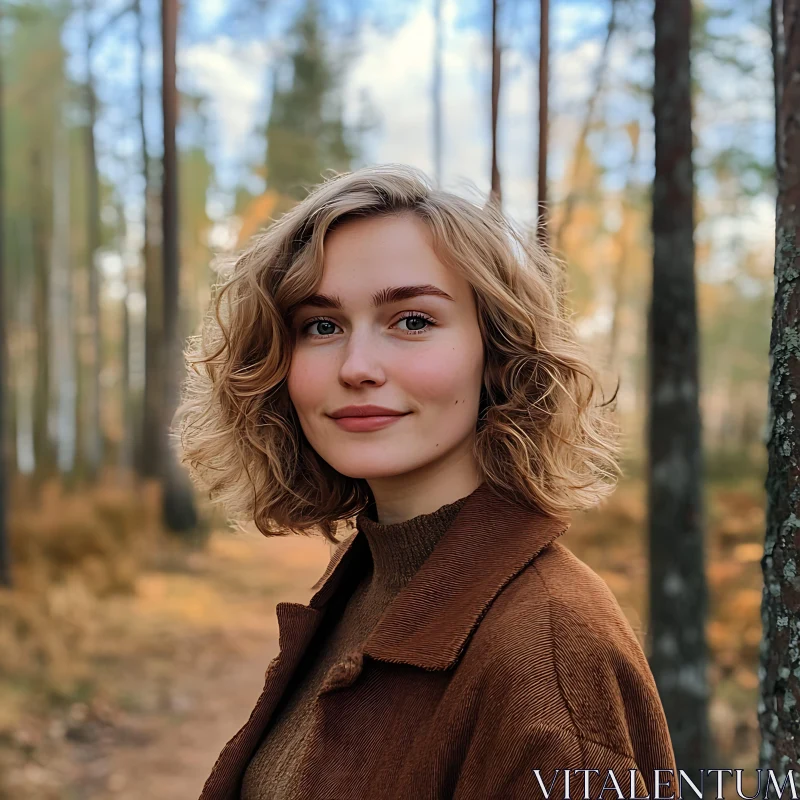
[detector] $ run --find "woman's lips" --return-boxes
[332,413,410,432]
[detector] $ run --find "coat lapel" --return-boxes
[362,480,570,670]
[198,527,368,799]
[199,481,569,798]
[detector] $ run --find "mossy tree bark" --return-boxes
[759,0,800,774]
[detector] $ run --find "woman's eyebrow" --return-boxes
[290,284,455,314]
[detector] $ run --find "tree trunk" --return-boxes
[553,0,617,254]
[0,8,11,588]
[489,0,502,207]
[608,123,640,373]
[432,0,443,186]
[30,148,53,482]
[760,0,800,771]
[116,197,133,474]
[82,0,103,481]
[648,0,710,772]
[50,109,77,479]
[536,0,549,247]
[137,0,162,480]
[161,0,198,534]
[15,216,35,475]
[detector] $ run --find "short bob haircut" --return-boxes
[177,163,620,544]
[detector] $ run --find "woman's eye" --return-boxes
[395,314,434,333]
[301,313,437,338]
[304,319,339,337]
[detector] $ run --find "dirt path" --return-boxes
[59,531,332,800]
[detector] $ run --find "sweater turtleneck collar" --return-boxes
[354,487,480,594]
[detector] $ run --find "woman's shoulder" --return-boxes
[484,539,645,656]
[471,539,664,751]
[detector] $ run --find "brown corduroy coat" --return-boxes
[198,482,678,800]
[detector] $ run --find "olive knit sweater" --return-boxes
[239,492,472,799]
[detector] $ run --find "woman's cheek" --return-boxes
[287,352,327,413]
[400,349,477,403]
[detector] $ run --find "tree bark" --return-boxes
[536,0,549,246]
[161,0,198,534]
[760,0,800,771]
[0,5,11,588]
[82,0,103,481]
[432,0,443,186]
[489,0,502,207]
[30,148,54,482]
[647,0,710,771]
[137,0,162,479]
[50,108,77,479]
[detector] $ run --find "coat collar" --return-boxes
[306,480,570,671]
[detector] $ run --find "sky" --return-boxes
[182,0,613,226]
[61,0,775,282]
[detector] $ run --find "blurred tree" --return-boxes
[759,0,800,771]
[51,109,77,480]
[3,3,89,488]
[536,0,548,244]
[30,145,53,482]
[178,99,215,337]
[80,0,103,482]
[608,120,641,375]
[489,0,502,207]
[161,0,198,534]
[553,0,617,255]
[432,0,443,185]
[648,0,711,772]
[137,0,163,482]
[264,0,359,216]
[0,3,10,589]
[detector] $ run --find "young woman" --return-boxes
[179,164,678,800]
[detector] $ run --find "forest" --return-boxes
[0,0,792,797]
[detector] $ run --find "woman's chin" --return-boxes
[326,455,428,482]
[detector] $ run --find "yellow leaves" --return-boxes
[728,587,763,617]
[732,543,763,563]
[235,190,281,247]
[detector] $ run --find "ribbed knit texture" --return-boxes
[240,492,472,799]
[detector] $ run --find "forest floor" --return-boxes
[1,530,331,800]
[1,477,765,799]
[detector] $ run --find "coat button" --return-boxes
[319,650,364,695]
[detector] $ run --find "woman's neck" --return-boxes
[365,468,483,525]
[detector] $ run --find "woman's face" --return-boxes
[287,213,485,487]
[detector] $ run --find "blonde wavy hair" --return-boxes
[177,163,620,543]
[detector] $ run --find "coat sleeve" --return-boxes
[452,587,679,800]
[452,723,659,800]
